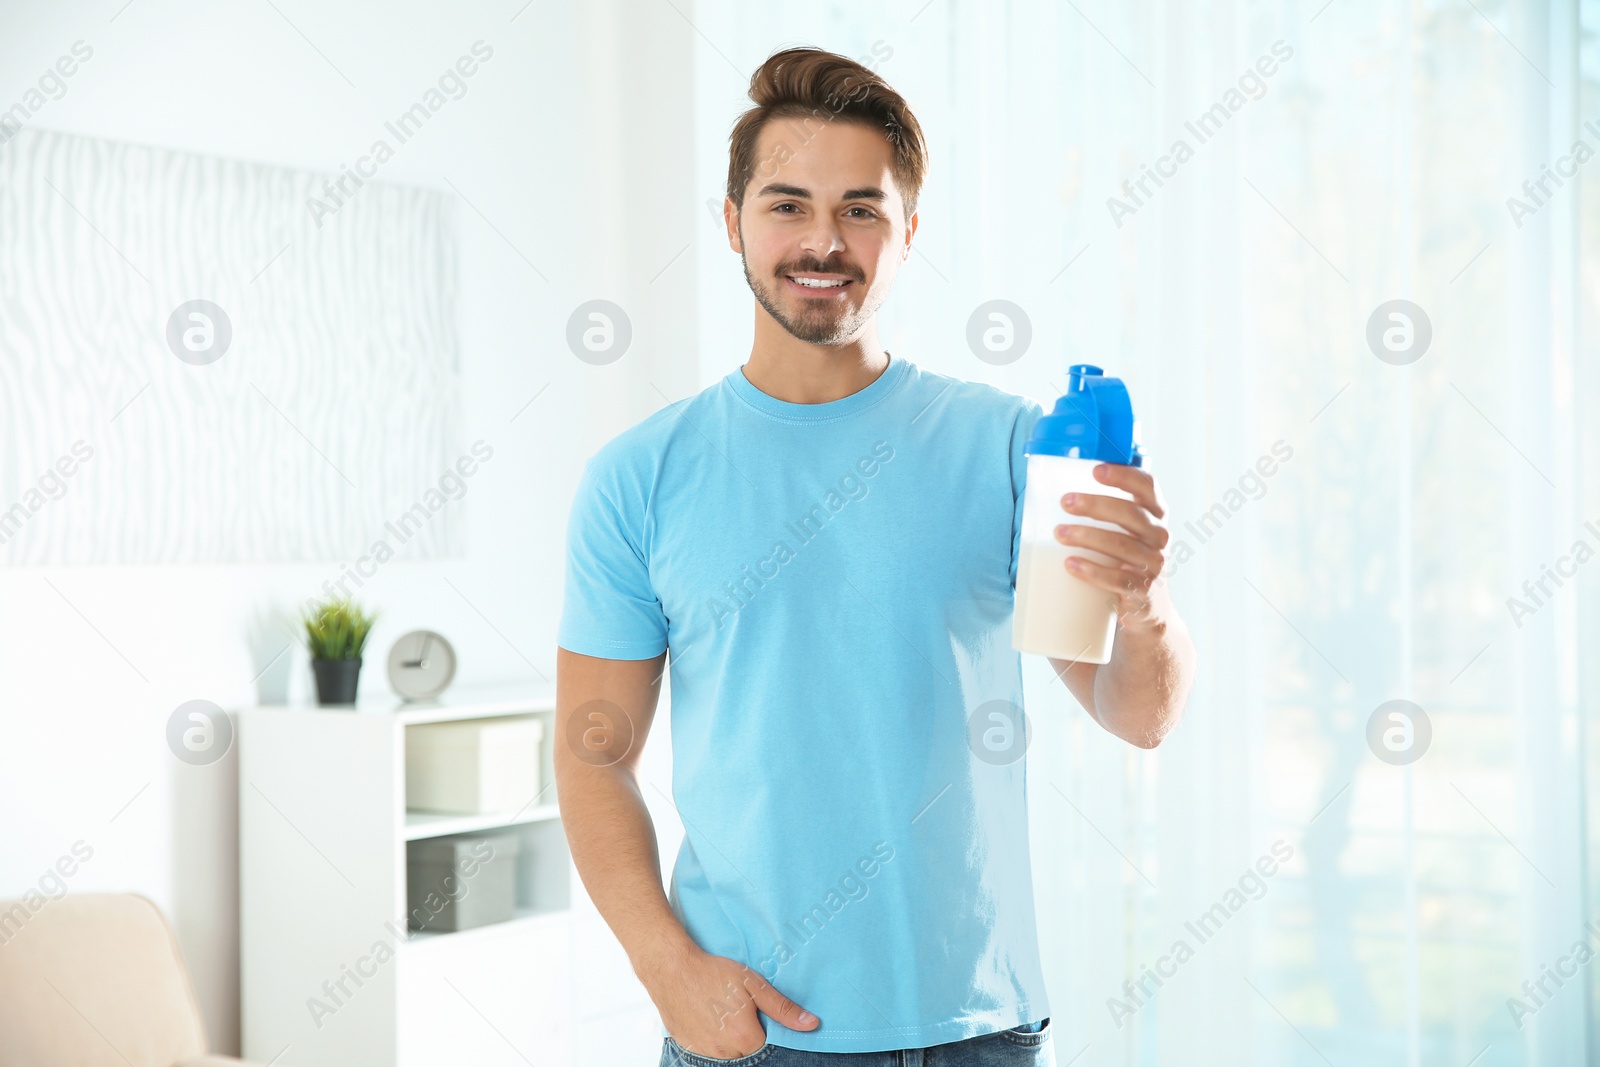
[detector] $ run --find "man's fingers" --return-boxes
[1093,462,1165,518]
[678,1032,764,1061]
[744,969,820,1030]
[1056,523,1164,574]
[1064,492,1165,548]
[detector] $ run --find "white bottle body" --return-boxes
[1012,454,1137,664]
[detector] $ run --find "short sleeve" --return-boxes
[556,456,670,660]
[1010,399,1045,592]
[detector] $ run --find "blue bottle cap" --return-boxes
[1024,364,1144,467]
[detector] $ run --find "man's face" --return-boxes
[726,118,916,346]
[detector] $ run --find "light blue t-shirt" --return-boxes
[557,353,1050,1054]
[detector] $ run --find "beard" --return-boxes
[740,233,885,345]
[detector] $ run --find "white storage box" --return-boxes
[406,832,521,932]
[405,717,543,814]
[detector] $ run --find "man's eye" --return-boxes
[774,203,798,213]
[848,207,877,218]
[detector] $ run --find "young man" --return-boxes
[556,46,1195,1065]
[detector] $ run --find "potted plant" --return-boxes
[299,596,378,706]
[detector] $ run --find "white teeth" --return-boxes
[791,276,849,288]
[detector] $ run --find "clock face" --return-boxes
[387,630,457,701]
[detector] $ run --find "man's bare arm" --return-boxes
[555,646,819,1056]
[555,647,696,977]
[1049,587,1195,749]
[1040,462,1197,749]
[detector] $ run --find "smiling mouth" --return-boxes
[784,274,856,296]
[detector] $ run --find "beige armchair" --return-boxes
[0,892,262,1067]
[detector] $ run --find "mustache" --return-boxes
[779,260,862,282]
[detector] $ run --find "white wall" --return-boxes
[0,0,695,1059]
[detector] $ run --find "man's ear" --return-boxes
[723,196,742,253]
[902,209,918,259]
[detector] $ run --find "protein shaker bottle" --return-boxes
[1013,364,1146,664]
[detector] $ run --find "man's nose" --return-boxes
[799,214,845,260]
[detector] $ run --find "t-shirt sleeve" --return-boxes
[556,455,670,660]
[1010,398,1046,592]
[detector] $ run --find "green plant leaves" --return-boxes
[299,596,379,661]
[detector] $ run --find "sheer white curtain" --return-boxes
[688,0,1596,1062]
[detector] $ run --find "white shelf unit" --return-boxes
[238,683,573,1067]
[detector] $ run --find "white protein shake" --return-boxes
[1014,535,1119,663]
[1011,364,1146,665]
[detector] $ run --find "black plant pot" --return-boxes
[312,657,363,706]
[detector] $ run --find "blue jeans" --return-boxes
[659,1019,1051,1066]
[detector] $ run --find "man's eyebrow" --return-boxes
[754,183,888,202]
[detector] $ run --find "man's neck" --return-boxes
[741,322,891,405]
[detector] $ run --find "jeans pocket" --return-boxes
[662,1035,776,1066]
[998,1017,1051,1047]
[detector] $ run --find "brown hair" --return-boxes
[726,45,927,224]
